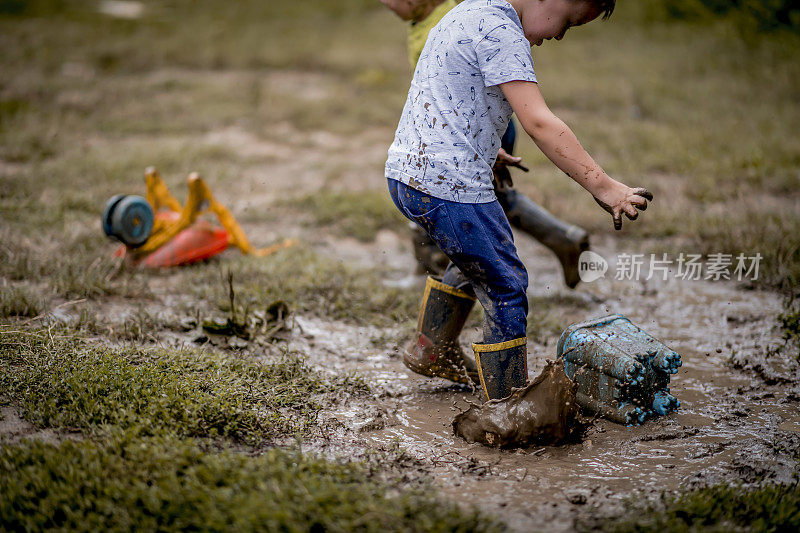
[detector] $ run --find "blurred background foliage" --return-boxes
[1,0,798,29]
[647,0,800,32]
[1,0,798,295]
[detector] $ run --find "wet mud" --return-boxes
[454,361,580,448]
[17,122,798,531]
[290,234,800,531]
[33,229,799,531]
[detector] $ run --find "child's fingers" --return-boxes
[624,204,639,220]
[630,194,649,210]
[498,153,522,164]
[613,209,623,230]
[634,188,653,201]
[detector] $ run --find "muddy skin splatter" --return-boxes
[554,145,597,178]
[453,361,581,448]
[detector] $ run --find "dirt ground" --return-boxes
[2,2,799,528]
[15,118,796,531]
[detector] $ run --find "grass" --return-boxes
[582,482,800,532]
[286,190,405,242]
[0,284,45,318]
[2,0,796,308]
[67,305,189,344]
[182,246,419,328]
[779,295,800,342]
[0,328,362,443]
[0,227,145,300]
[0,436,502,532]
[0,0,408,318]
[0,327,500,530]
[0,2,799,527]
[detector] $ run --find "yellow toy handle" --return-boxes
[145,167,182,213]
[132,169,295,259]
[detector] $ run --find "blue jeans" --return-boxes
[388,178,528,343]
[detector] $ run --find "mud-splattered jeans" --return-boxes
[388,178,528,343]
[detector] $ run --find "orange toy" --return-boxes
[114,167,294,267]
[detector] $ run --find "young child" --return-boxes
[383,0,591,290]
[386,0,652,400]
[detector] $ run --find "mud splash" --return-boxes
[453,361,581,447]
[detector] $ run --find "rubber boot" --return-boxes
[500,190,589,289]
[410,223,448,276]
[404,277,479,384]
[473,337,528,400]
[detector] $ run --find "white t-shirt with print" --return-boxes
[385,0,537,204]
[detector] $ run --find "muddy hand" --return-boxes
[593,184,653,231]
[496,147,529,172]
[494,148,529,189]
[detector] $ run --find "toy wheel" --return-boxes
[110,195,154,247]
[102,194,128,237]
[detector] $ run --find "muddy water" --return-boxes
[37,210,796,530]
[291,234,799,531]
[454,362,580,448]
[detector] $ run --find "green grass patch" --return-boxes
[2,0,798,298]
[0,284,45,318]
[644,206,800,294]
[0,0,401,74]
[0,436,502,532]
[287,190,404,242]
[0,328,361,443]
[0,228,145,300]
[185,246,419,327]
[584,483,800,532]
[644,0,800,33]
[71,306,173,343]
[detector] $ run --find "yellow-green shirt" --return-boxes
[407,0,458,68]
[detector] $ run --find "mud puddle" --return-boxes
[21,216,798,531]
[289,234,799,531]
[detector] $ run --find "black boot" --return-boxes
[473,337,528,400]
[499,189,589,289]
[404,276,479,384]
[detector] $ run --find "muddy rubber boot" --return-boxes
[404,277,479,384]
[501,190,589,289]
[410,223,448,276]
[473,337,528,400]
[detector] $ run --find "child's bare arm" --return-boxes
[500,80,652,230]
[380,0,445,22]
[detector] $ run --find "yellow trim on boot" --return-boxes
[417,276,475,332]
[473,337,527,400]
[416,278,433,331]
[427,277,476,301]
[473,351,490,401]
[472,337,527,353]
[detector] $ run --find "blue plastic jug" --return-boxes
[557,314,681,425]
